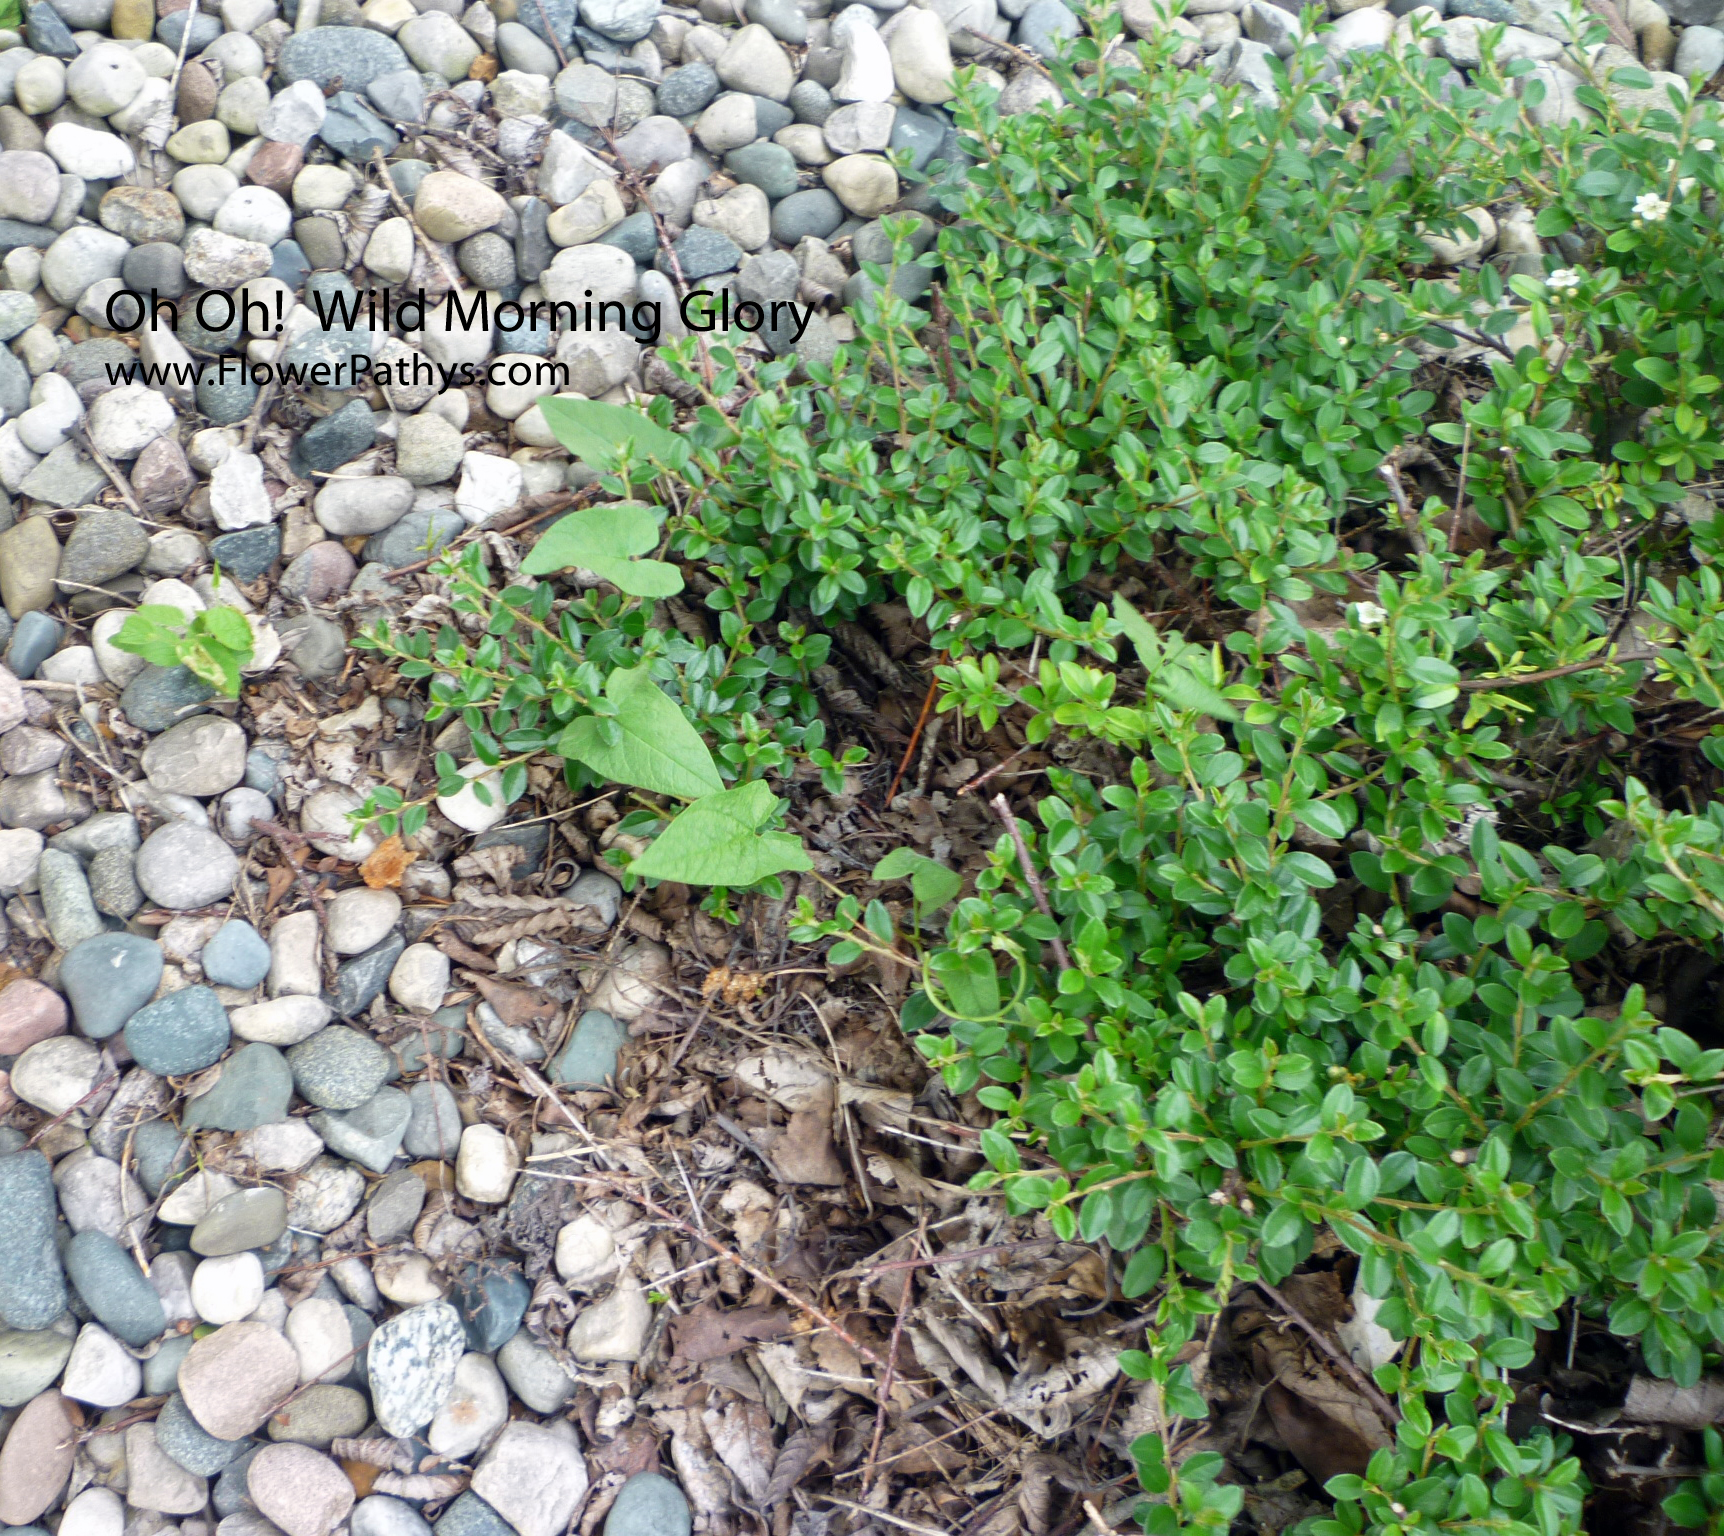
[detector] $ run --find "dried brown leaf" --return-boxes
[671,1304,793,1363]
[360,834,417,889]
[468,972,560,1030]
[765,1426,830,1508]
[770,1097,846,1187]
[704,1398,775,1504]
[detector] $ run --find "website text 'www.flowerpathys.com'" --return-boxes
[97,284,818,391]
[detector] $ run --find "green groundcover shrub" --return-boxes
[360,10,1724,1531]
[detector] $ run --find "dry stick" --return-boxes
[465,1008,614,1165]
[711,1112,791,1183]
[247,814,328,922]
[241,331,288,454]
[593,123,718,398]
[860,1219,922,1498]
[370,147,463,292]
[819,1496,950,1536]
[955,743,1033,798]
[74,424,145,516]
[883,674,939,806]
[380,492,581,579]
[1255,1278,1400,1430]
[1083,1499,1122,1535]
[990,792,1071,971]
[25,1070,120,1150]
[159,0,199,152]
[1417,315,1516,362]
[960,24,1054,78]
[1378,453,1428,558]
[834,1404,1011,1479]
[1456,657,1618,691]
[853,1237,1056,1277]
[532,0,570,69]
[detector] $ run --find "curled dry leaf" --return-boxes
[373,1473,468,1499]
[704,1399,776,1505]
[657,1408,733,1526]
[331,1437,417,1472]
[360,834,417,889]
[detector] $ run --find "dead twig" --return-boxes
[1378,453,1429,558]
[25,1070,119,1149]
[860,1216,923,1497]
[370,147,462,292]
[531,0,570,68]
[381,491,582,579]
[819,1496,950,1536]
[991,792,1072,970]
[1456,657,1622,691]
[73,424,145,515]
[956,744,1034,797]
[884,674,939,806]
[247,815,328,923]
[1255,1278,1400,1430]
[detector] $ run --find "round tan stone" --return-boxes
[247,1444,355,1536]
[177,1320,300,1439]
[0,1391,77,1525]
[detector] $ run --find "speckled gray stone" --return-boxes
[287,1025,391,1111]
[366,1301,465,1438]
[125,986,230,1077]
[276,27,411,90]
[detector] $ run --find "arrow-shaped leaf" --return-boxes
[1113,594,1238,721]
[537,396,689,473]
[630,781,813,886]
[557,665,723,801]
[519,502,683,598]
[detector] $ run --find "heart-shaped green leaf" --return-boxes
[537,396,689,473]
[630,780,813,886]
[557,665,723,801]
[519,503,683,598]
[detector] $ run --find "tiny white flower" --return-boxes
[1547,267,1583,292]
[1633,191,1670,222]
[1697,138,1717,152]
[1678,177,1697,197]
[1353,600,1388,628]
[1337,335,1350,347]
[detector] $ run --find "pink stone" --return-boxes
[0,979,68,1054]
